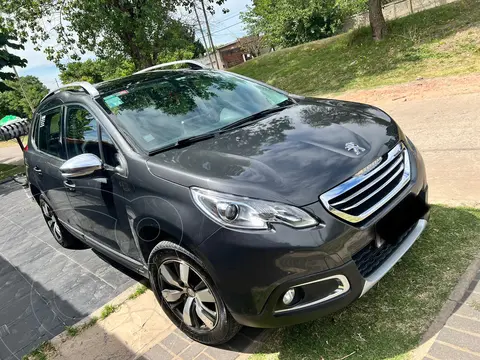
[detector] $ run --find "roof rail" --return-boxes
[134,60,208,74]
[40,82,100,103]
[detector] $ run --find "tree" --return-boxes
[0,76,48,118]
[238,35,264,58]
[0,0,224,71]
[369,0,388,40]
[60,59,135,84]
[0,33,27,92]
[241,0,345,48]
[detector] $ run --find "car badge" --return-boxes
[354,157,382,177]
[345,142,366,156]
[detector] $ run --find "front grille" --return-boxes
[352,223,416,278]
[320,143,411,223]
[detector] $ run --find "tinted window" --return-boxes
[99,72,290,152]
[100,126,119,167]
[65,106,101,159]
[37,108,65,159]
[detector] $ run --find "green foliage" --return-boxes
[232,0,480,95]
[22,341,56,360]
[0,164,24,180]
[0,76,48,118]
[0,0,213,70]
[128,284,148,300]
[101,304,119,319]
[241,0,349,48]
[0,32,27,92]
[60,59,135,84]
[65,326,79,337]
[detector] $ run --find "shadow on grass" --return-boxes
[254,205,480,360]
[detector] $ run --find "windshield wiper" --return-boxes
[148,131,218,156]
[220,102,294,132]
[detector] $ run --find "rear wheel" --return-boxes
[149,242,241,345]
[39,195,82,248]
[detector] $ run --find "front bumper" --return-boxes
[195,145,428,328]
[228,217,428,328]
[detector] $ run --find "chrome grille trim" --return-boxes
[320,143,411,223]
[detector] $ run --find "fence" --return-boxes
[343,0,459,31]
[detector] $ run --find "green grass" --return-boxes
[0,163,25,181]
[231,0,480,96]
[128,284,148,300]
[64,316,99,338]
[101,304,119,319]
[22,341,56,360]
[250,205,480,360]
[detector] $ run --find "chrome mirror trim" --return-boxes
[60,153,103,179]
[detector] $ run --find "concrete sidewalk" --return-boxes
[49,288,266,360]
[416,259,480,360]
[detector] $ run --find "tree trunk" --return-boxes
[368,0,388,41]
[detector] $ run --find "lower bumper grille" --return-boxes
[320,143,411,223]
[352,223,417,278]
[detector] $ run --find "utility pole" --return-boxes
[12,65,35,114]
[200,0,220,69]
[193,4,214,68]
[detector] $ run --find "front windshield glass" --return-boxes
[99,71,289,153]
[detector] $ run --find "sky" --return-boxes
[13,0,251,90]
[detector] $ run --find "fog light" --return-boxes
[282,288,296,305]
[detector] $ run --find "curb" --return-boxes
[414,253,480,357]
[49,284,140,349]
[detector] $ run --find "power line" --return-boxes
[211,21,242,34]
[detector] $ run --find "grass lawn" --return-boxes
[231,0,480,96]
[251,205,480,360]
[0,163,25,181]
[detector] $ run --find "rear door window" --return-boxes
[37,108,66,159]
[65,106,101,159]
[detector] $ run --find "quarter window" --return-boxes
[37,108,66,159]
[65,106,101,159]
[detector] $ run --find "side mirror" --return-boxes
[60,153,103,179]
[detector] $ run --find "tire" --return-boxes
[149,241,241,345]
[0,119,30,141]
[38,195,83,249]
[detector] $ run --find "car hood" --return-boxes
[146,98,400,206]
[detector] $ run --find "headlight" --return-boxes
[191,187,319,231]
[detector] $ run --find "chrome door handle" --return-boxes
[33,166,42,174]
[63,180,76,191]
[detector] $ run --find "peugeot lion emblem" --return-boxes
[345,142,366,155]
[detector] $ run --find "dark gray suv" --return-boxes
[26,60,429,345]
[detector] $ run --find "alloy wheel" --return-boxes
[41,201,62,242]
[158,259,218,331]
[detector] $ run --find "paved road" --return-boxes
[338,88,480,208]
[0,145,24,166]
[0,181,138,360]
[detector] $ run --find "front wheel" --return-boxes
[149,242,241,345]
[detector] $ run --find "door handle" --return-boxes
[63,180,76,191]
[33,166,42,174]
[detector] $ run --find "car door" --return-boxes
[27,107,74,225]
[63,104,141,260]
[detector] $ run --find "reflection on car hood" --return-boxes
[146,98,400,205]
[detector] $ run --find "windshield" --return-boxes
[99,71,290,153]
